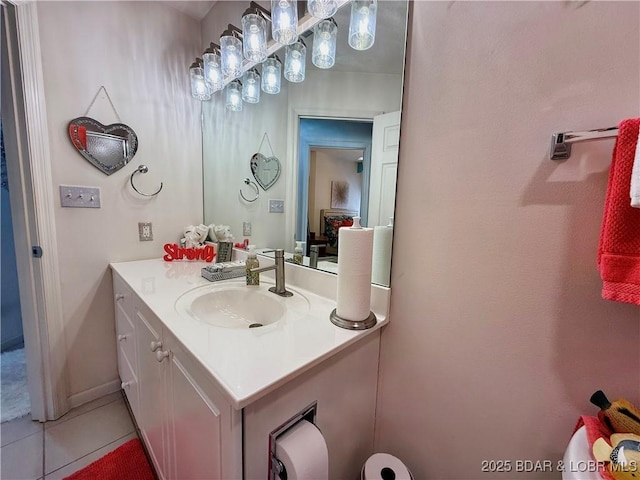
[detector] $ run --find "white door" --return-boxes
[367,111,400,227]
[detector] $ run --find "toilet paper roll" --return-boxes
[371,225,393,286]
[336,219,374,321]
[275,420,328,480]
[363,453,412,480]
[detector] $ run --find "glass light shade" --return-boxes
[242,69,261,103]
[225,80,243,111]
[241,13,267,62]
[221,34,243,78]
[261,56,281,94]
[348,0,377,51]
[202,51,223,92]
[189,64,211,101]
[271,0,298,45]
[307,0,338,19]
[284,41,306,83]
[312,19,337,69]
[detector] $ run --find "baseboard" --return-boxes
[68,379,122,409]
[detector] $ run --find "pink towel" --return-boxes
[597,118,640,305]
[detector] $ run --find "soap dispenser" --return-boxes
[246,245,260,286]
[293,241,304,265]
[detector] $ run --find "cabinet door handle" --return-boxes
[156,350,170,362]
[150,340,163,352]
[115,294,125,301]
[118,334,127,342]
[121,381,131,389]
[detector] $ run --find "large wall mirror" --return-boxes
[202,0,408,287]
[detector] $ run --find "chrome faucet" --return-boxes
[309,244,326,269]
[250,249,293,297]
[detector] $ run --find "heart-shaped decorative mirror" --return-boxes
[68,117,138,175]
[250,152,281,191]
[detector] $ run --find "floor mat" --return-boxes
[63,438,154,480]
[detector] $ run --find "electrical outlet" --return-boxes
[268,199,285,213]
[243,222,252,236]
[138,222,153,241]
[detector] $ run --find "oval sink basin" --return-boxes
[175,282,309,329]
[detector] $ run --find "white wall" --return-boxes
[376,2,640,478]
[37,2,202,402]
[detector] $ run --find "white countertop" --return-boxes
[110,257,389,409]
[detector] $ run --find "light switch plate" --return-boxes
[59,185,101,208]
[243,222,252,236]
[268,199,284,213]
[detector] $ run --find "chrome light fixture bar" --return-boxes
[214,0,350,93]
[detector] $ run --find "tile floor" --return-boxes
[0,391,138,480]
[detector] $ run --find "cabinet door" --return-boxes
[113,274,139,416]
[135,303,169,480]
[165,333,242,480]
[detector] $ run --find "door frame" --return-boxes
[2,1,69,421]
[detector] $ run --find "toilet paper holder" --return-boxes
[269,401,318,480]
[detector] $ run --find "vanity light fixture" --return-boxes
[189,58,211,101]
[202,43,223,92]
[242,68,261,103]
[271,0,298,46]
[225,79,243,111]
[348,0,377,51]
[220,24,244,79]
[312,18,337,69]
[284,39,306,83]
[261,55,282,94]
[241,3,270,62]
[308,0,338,19]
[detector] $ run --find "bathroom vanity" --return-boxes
[110,256,390,479]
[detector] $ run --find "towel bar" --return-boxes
[550,126,618,160]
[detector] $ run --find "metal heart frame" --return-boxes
[68,116,138,175]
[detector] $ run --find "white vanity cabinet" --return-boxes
[112,273,242,480]
[111,259,390,480]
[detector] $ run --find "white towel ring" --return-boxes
[240,178,259,202]
[130,165,163,197]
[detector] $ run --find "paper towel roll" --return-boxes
[275,420,328,480]
[371,224,393,286]
[336,217,374,321]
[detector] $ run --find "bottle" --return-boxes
[245,245,260,286]
[293,241,304,265]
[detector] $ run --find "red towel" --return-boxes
[572,416,614,480]
[597,118,640,305]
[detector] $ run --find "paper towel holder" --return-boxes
[269,401,318,480]
[330,309,377,330]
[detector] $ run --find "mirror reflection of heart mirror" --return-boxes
[250,153,281,191]
[68,116,138,175]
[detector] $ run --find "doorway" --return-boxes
[0,16,30,423]
[296,117,373,247]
